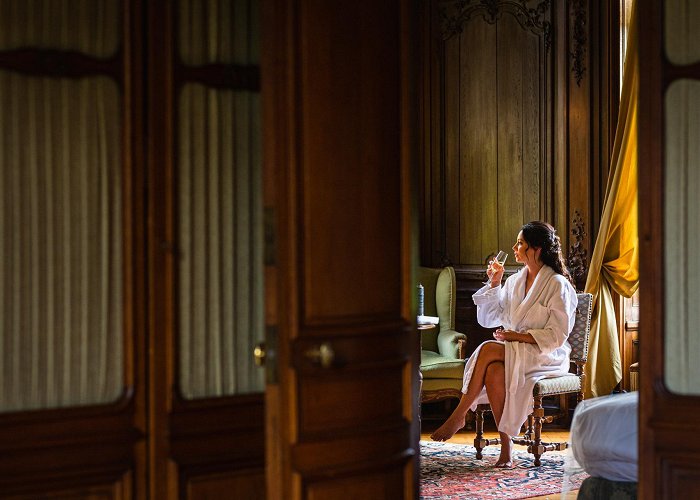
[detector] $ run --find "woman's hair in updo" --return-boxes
[521,221,573,285]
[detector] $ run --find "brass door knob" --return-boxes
[304,342,335,368]
[253,342,266,366]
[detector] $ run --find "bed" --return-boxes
[569,391,639,499]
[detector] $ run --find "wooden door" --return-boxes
[262,0,421,498]
[147,0,266,497]
[638,0,700,498]
[0,2,149,497]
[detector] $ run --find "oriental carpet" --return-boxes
[420,441,587,499]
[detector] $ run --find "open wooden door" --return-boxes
[638,0,700,498]
[147,1,266,497]
[0,3,149,497]
[262,0,421,498]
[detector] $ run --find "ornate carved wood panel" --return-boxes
[435,0,554,267]
[420,0,621,354]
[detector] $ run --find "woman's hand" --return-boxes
[493,328,537,344]
[487,259,505,287]
[493,328,510,341]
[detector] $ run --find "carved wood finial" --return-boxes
[439,0,552,50]
[567,210,588,291]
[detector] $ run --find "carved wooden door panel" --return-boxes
[262,0,421,498]
[424,0,556,267]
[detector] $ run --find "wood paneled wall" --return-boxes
[432,1,554,267]
[420,0,621,349]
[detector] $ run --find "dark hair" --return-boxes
[521,221,573,285]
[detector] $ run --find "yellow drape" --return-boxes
[583,2,639,398]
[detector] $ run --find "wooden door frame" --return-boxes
[638,0,700,497]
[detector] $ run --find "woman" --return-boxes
[430,221,577,468]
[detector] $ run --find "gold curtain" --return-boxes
[583,2,639,398]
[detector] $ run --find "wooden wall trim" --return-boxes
[147,0,176,496]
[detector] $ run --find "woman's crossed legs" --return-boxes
[429,341,513,466]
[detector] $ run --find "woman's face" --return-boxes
[512,230,540,265]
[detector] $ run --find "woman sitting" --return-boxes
[431,221,577,468]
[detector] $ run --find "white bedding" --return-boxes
[570,391,638,482]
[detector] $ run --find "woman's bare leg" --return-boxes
[484,361,513,467]
[430,342,505,441]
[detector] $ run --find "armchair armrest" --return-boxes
[437,329,468,360]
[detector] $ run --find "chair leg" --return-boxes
[474,406,485,459]
[524,414,533,439]
[532,395,544,466]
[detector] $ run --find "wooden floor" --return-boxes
[420,420,578,500]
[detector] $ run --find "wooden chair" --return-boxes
[474,292,593,466]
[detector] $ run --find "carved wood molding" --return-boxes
[567,210,588,291]
[439,0,553,50]
[570,0,587,86]
[420,388,463,403]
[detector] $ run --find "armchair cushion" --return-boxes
[420,350,466,379]
[534,374,582,396]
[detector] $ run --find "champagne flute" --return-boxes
[483,250,508,285]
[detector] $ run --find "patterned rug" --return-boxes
[420,441,588,499]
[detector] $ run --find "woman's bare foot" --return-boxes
[430,413,466,441]
[494,459,515,468]
[494,440,513,467]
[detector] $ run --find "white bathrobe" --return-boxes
[466,264,577,437]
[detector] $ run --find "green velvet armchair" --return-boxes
[418,266,467,403]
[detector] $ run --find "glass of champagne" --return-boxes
[483,250,508,285]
